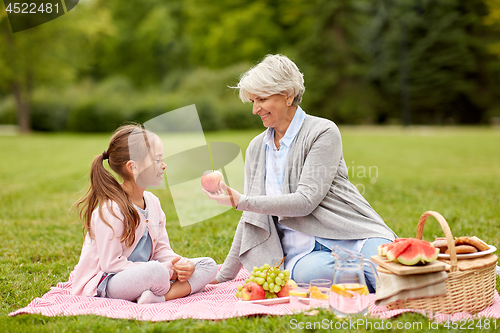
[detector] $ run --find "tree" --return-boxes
[183,0,314,68]
[363,0,500,124]
[0,2,110,132]
[294,0,379,123]
[484,0,500,57]
[84,0,187,87]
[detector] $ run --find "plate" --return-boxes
[239,296,290,305]
[438,245,497,259]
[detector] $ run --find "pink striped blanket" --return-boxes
[9,266,500,322]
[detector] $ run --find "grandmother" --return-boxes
[204,54,396,292]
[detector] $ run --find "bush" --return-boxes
[30,92,71,131]
[0,63,266,132]
[0,97,17,125]
[220,100,262,129]
[67,98,131,132]
[193,96,221,132]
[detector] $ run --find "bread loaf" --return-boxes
[454,236,490,252]
[432,236,490,255]
[445,245,478,254]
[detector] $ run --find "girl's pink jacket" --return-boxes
[71,191,179,297]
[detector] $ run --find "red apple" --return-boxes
[241,282,265,301]
[276,283,289,297]
[201,170,223,192]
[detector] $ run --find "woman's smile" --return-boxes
[260,111,271,120]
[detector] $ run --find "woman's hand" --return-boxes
[203,181,241,208]
[173,258,195,282]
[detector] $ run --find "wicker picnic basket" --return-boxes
[384,211,498,314]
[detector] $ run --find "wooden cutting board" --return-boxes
[371,255,451,275]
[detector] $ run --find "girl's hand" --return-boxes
[169,256,182,280]
[209,279,219,284]
[173,258,195,282]
[203,181,241,208]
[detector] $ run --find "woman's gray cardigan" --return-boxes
[215,114,396,282]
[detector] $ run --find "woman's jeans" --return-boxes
[292,238,391,293]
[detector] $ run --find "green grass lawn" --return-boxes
[1,126,499,332]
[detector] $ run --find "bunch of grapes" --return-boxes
[235,263,291,299]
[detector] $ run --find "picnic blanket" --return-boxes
[9,266,500,322]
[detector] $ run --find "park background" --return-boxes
[3,0,500,131]
[1,0,500,332]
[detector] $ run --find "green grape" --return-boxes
[245,264,293,296]
[236,291,241,298]
[237,285,243,291]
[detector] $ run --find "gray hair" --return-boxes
[236,54,305,106]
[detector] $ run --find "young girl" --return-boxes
[71,124,217,304]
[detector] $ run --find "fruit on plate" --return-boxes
[235,259,291,300]
[377,238,439,266]
[377,238,408,256]
[276,280,292,297]
[287,279,298,289]
[397,238,439,265]
[386,240,411,262]
[240,282,265,301]
[201,170,223,192]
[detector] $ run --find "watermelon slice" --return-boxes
[386,240,411,262]
[397,238,439,266]
[416,239,439,263]
[377,238,407,256]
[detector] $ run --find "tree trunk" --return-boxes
[12,81,31,133]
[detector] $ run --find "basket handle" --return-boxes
[416,211,458,272]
